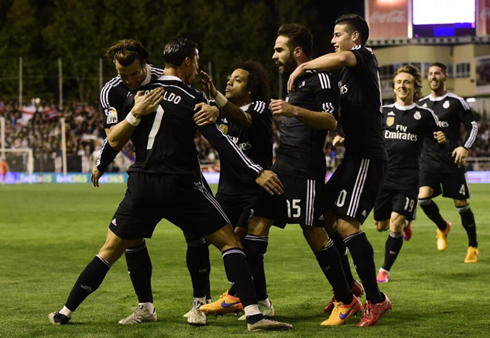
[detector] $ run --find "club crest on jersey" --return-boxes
[105,107,118,124]
[219,124,228,134]
[386,111,395,126]
[413,111,421,120]
[443,100,450,109]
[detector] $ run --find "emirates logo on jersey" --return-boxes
[443,100,450,109]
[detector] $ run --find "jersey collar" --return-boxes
[394,102,416,111]
[140,64,153,87]
[429,91,450,101]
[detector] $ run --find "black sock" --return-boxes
[65,256,111,311]
[253,262,268,301]
[420,199,447,230]
[222,248,257,308]
[458,205,478,247]
[230,235,268,297]
[382,232,403,271]
[186,238,210,298]
[314,239,352,304]
[345,232,383,304]
[328,228,356,288]
[125,241,153,303]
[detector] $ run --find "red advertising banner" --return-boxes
[478,0,490,36]
[366,0,410,39]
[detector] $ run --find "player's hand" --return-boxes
[269,99,296,117]
[434,131,446,144]
[131,87,164,118]
[193,103,219,126]
[256,170,283,195]
[332,135,345,146]
[287,64,305,92]
[200,71,218,98]
[91,165,104,188]
[452,146,468,168]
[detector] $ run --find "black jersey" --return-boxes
[419,91,478,173]
[382,103,441,191]
[338,46,387,160]
[273,70,339,180]
[216,101,273,201]
[100,64,163,129]
[123,75,262,179]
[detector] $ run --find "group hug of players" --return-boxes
[48,13,479,331]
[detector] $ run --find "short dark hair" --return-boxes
[335,14,370,45]
[105,39,149,66]
[163,38,198,67]
[232,60,270,103]
[394,65,423,100]
[277,23,313,58]
[429,62,448,75]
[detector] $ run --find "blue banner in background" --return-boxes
[2,171,490,184]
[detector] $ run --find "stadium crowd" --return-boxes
[0,101,489,173]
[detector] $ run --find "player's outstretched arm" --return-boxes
[200,70,252,128]
[269,99,337,131]
[288,51,356,92]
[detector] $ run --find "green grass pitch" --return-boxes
[0,183,489,337]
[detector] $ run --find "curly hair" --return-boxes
[232,60,270,103]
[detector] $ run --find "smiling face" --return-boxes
[272,35,297,76]
[225,68,251,104]
[115,58,146,90]
[427,65,447,94]
[394,72,415,105]
[331,23,356,52]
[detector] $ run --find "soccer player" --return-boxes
[0,157,8,184]
[374,65,446,283]
[196,60,275,318]
[288,14,392,326]
[418,62,479,262]
[48,38,292,332]
[201,23,362,327]
[94,39,213,326]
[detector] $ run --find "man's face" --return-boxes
[225,68,250,101]
[428,66,447,92]
[115,59,146,90]
[186,49,200,85]
[331,24,355,52]
[272,35,297,76]
[393,72,415,104]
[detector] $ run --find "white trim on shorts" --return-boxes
[347,159,370,218]
[306,179,316,226]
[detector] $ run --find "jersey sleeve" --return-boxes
[100,82,128,129]
[245,101,270,133]
[313,72,339,120]
[456,100,478,149]
[95,138,120,172]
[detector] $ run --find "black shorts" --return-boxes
[419,167,471,200]
[216,194,257,229]
[373,189,418,221]
[253,173,325,228]
[325,158,387,224]
[109,172,229,240]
